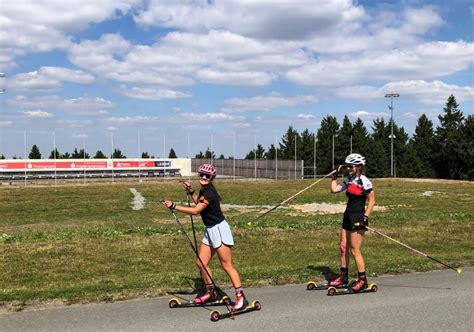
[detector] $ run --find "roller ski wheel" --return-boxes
[327,283,378,296]
[209,300,262,321]
[168,298,181,308]
[210,310,221,322]
[306,280,328,290]
[168,295,231,308]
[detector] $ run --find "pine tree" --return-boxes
[168,148,177,158]
[49,148,61,159]
[266,144,277,160]
[370,118,390,177]
[411,114,436,177]
[434,94,464,179]
[71,148,82,158]
[316,116,339,173]
[112,149,126,159]
[459,115,474,180]
[0,154,5,159]
[300,129,315,176]
[337,116,353,160]
[141,152,150,158]
[28,145,42,159]
[279,126,299,159]
[94,150,107,159]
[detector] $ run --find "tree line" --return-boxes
[239,94,472,180]
[2,95,471,180]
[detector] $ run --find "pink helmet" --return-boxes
[198,164,217,178]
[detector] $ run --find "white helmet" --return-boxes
[345,153,366,165]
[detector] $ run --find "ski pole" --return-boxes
[167,208,234,314]
[364,225,462,274]
[179,180,198,250]
[251,168,339,222]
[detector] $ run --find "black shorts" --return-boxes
[342,211,366,231]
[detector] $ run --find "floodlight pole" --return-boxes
[385,93,399,177]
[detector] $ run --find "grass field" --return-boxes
[0,178,473,310]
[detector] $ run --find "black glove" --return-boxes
[331,165,343,180]
[360,215,369,228]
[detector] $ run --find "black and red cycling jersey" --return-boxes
[338,175,373,212]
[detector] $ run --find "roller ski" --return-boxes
[327,280,378,296]
[210,300,262,321]
[169,290,231,308]
[306,277,356,290]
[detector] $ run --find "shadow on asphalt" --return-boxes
[307,265,338,281]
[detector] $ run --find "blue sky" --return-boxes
[0,0,473,159]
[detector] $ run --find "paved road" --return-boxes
[1,268,472,331]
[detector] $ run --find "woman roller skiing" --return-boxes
[163,164,248,311]
[329,153,375,292]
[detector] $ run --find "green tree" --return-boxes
[168,148,177,158]
[370,118,390,177]
[28,145,42,159]
[459,115,474,180]
[141,152,150,158]
[218,154,225,159]
[94,150,107,159]
[266,144,277,160]
[299,129,316,176]
[0,154,5,159]
[434,94,465,179]
[316,116,339,173]
[48,148,60,159]
[411,114,436,177]
[279,126,300,159]
[336,115,353,160]
[111,149,126,159]
[71,148,90,159]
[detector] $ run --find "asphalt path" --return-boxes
[1,267,472,331]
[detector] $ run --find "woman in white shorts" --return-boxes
[164,164,247,310]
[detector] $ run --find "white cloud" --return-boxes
[0,0,142,70]
[7,95,114,115]
[9,67,94,91]
[222,92,317,113]
[116,85,191,101]
[57,120,93,127]
[297,114,314,119]
[179,112,244,122]
[337,80,474,104]
[287,41,474,87]
[197,69,274,87]
[134,0,364,41]
[349,110,388,120]
[23,110,53,118]
[106,116,160,125]
[0,121,13,127]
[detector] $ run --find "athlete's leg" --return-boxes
[215,244,241,288]
[349,229,365,273]
[196,242,214,284]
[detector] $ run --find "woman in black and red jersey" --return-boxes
[329,153,375,292]
[163,164,247,310]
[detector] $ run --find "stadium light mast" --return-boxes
[385,93,400,177]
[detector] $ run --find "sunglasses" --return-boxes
[198,173,212,179]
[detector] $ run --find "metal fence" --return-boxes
[192,158,303,179]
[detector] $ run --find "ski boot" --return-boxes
[232,290,249,311]
[194,289,218,304]
[351,278,368,293]
[329,276,349,288]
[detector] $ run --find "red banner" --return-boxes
[0,160,158,170]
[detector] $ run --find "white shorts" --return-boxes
[202,220,234,249]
